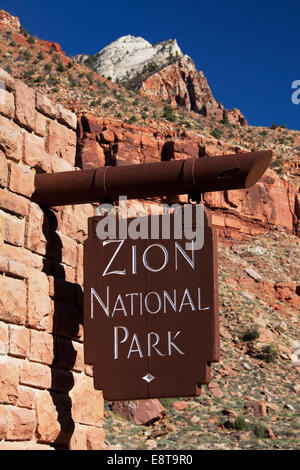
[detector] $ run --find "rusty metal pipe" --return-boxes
[32,150,272,206]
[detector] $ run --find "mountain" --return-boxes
[74,35,183,83]
[73,35,247,126]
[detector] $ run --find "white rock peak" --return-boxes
[74,35,185,83]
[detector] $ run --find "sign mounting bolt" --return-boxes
[142,373,155,383]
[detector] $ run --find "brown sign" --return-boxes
[84,207,219,401]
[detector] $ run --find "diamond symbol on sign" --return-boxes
[142,373,155,383]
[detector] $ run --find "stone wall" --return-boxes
[0,68,105,450]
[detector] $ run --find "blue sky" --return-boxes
[2,0,300,130]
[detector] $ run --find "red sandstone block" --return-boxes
[69,424,88,450]
[0,150,7,187]
[57,204,93,243]
[9,162,35,197]
[72,341,84,372]
[6,407,36,441]
[0,276,27,325]
[57,263,76,284]
[0,68,15,91]
[212,214,226,227]
[36,390,73,446]
[100,129,115,144]
[174,151,192,160]
[4,245,43,271]
[35,112,47,137]
[0,115,23,161]
[70,375,103,427]
[0,440,51,450]
[51,154,74,173]
[59,232,78,268]
[84,365,93,378]
[23,132,51,172]
[0,88,15,118]
[9,325,30,358]
[57,104,77,130]
[0,213,3,255]
[122,130,141,146]
[225,216,242,230]
[35,93,59,119]
[46,120,76,165]
[86,427,106,450]
[80,137,105,169]
[0,188,30,216]
[29,330,53,365]
[141,148,161,162]
[0,405,7,439]
[27,270,50,330]
[141,134,158,149]
[17,386,36,409]
[20,361,51,389]
[3,211,25,246]
[173,141,199,157]
[14,80,36,132]
[0,321,8,355]
[0,356,19,405]
[25,202,47,255]
[8,259,30,279]
[76,244,83,285]
[0,254,8,273]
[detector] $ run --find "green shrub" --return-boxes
[37,51,45,60]
[211,128,222,139]
[253,423,266,438]
[9,40,17,47]
[23,69,35,79]
[86,72,94,84]
[162,105,176,122]
[128,115,137,124]
[47,75,60,86]
[27,35,35,45]
[35,75,45,83]
[57,61,65,72]
[24,49,32,60]
[20,26,29,37]
[233,417,250,431]
[44,63,52,72]
[262,345,277,363]
[241,325,259,342]
[221,115,229,125]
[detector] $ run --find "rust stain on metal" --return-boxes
[84,207,219,401]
